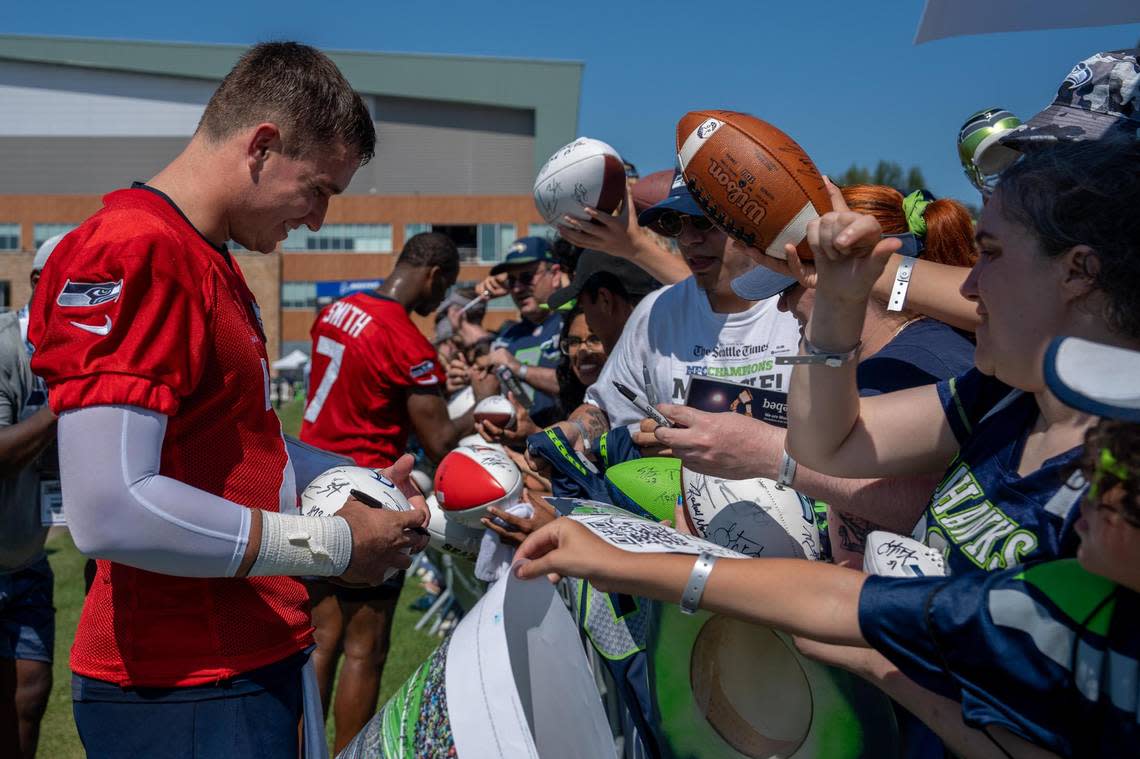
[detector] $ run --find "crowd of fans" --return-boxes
[0,38,1137,759]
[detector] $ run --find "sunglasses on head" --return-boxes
[652,211,715,238]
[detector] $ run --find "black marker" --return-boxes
[349,488,430,537]
[613,381,674,428]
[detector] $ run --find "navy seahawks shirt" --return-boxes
[924,369,1084,574]
[492,312,563,427]
[857,319,975,397]
[860,560,1138,757]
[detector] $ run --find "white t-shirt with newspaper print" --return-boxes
[586,276,799,427]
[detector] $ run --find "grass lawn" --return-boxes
[36,395,441,757]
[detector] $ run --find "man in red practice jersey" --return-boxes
[28,42,427,759]
[301,231,493,752]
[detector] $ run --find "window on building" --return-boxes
[404,224,516,265]
[526,224,555,243]
[281,282,317,309]
[479,224,517,264]
[0,224,19,252]
[0,281,10,309]
[417,224,479,264]
[33,224,77,250]
[283,224,392,253]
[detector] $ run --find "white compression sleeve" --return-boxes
[59,405,351,578]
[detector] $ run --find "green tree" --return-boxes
[834,161,927,194]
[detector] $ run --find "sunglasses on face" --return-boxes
[560,335,604,355]
[507,266,548,290]
[652,211,715,239]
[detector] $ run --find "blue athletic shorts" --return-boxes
[72,649,307,759]
[0,555,55,663]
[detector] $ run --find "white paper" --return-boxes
[571,510,747,559]
[916,0,1140,44]
[445,569,613,759]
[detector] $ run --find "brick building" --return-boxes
[0,35,582,360]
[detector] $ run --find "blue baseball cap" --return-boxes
[730,263,798,302]
[489,236,555,275]
[636,168,704,227]
[1045,337,1140,422]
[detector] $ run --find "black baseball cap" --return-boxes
[547,250,662,311]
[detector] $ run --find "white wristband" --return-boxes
[887,257,916,312]
[517,363,529,381]
[778,450,798,488]
[249,511,354,577]
[680,552,717,615]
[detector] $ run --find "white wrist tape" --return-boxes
[249,511,354,577]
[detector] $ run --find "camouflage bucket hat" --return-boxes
[998,48,1139,153]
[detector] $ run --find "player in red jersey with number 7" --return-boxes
[28,43,426,759]
[300,232,493,752]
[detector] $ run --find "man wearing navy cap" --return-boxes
[485,236,567,427]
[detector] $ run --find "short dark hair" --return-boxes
[398,232,460,280]
[998,136,1140,339]
[197,41,376,164]
[552,236,582,277]
[581,271,648,307]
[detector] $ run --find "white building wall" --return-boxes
[0,60,212,136]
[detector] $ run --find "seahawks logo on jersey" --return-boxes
[56,279,122,307]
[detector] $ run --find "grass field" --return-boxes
[35,395,442,757]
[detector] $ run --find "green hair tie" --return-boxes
[902,190,934,238]
[1090,447,1130,498]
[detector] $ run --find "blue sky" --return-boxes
[6,1,1139,203]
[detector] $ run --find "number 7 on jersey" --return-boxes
[303,336,345,423]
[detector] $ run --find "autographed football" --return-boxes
[863,531,947,578]
[676,110,831,259]
[300,466,415,582]
[433,445,524,528]
[473,394,516,429]
[681,469,820,559]
[533,137,626,223]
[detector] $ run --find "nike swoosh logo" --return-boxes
[69,315,112,336]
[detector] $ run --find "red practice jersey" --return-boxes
[29,186,311,688]
[300,292,445,468]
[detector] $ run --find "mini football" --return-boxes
[300,466,415,582]
[426,494,483,561]
[676,110,831,259]
[533,137,626,223]
[473,394,516,429]
[681,468,820,560]
[433,445,524,528]
[863,531,947,578]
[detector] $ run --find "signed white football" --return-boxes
[682,469,820,560]
[433,445,524,528]
[300,466,414,582]
[533,137,626,223]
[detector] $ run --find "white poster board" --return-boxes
[337,570,612,759]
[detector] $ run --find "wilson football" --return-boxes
[533,137,626,223]
[473,394,516,429]
[676,110,830,259]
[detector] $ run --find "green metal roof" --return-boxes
[0,34,582,172]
